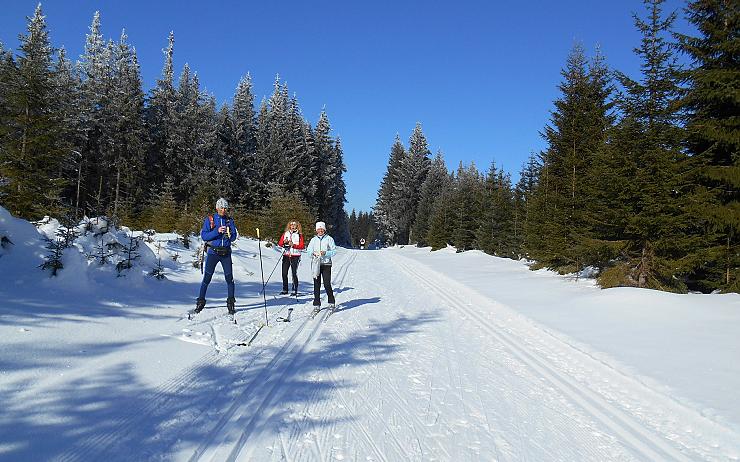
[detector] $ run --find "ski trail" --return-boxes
[185,253,361,462]
[389,252,737,461]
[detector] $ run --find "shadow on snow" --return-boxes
[0,310,442,461]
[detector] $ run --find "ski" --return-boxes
[310,306,325,319]
[276,307,294,322]
[186,308,236,324]
[324,304,338,321]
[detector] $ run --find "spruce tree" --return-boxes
[109,30,147,218]
[602,0,689,290]
[528,43,614,270]
[451,162,483,251]
[395,123,431,244]
[146,31,176,194]
[477,161,516,257]
[0,5,70,219]
[677,0,740,292]
[411,150,448,247]
[373,135,405,244]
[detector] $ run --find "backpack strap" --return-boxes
[208,215,215,230]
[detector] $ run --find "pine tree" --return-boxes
[373,135,405,244]
[395,123,431,244]
[232,74,257,201]
[0,5,70,219]
[146,31,176,193]
[411,150,449,246]
[109,30,147,218]
[53,47,85,215]
[477,161,516,257]
[426,186,456,251]
[450,162,483,251]
[77,12,116,218]
[514,154,540,256]
[599,0,689,290]
[527,43,614,270]
[677,0,739,292]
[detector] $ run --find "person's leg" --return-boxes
[281,255,290,293]
[322,265,335,304]
[198,252,218,300]
[221,254,235,300]
[290,256,300,294]
[313,271,321,306]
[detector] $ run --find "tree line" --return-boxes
[0,6,351,245]
[374,0,738,293]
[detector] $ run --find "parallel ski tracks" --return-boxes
[58,253,356,462]
[391,254,694,462]
[55,321,262,462]
[187,252,368,462]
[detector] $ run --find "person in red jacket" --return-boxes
[278,219,304,295]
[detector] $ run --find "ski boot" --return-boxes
[194,298,206,314]
[227,297,236,315]
[280,290,289,295]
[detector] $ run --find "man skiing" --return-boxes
[278,219,304,296]
[195,198,239,315]
[305,221,337,309]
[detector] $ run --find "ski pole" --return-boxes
[256,228,269,326]
[261,252,283,295]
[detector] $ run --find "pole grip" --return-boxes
[256,228,260,238]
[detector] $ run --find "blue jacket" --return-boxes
[305,234,337,265]
[201,214,238,254]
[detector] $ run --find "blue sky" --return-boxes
[0,1,694,213]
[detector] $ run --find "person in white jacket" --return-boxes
[305,221,337,308]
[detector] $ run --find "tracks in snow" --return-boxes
[186,252,365,462]
[389,253,712,462]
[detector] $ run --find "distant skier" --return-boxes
[305,221,337,309]
[278,219,304,296]
[360,238,365,250]
[195,198,239,315]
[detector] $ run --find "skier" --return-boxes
[305,221,337,309]
[194,198,239,315]
[278,219,304,296]
[360,238,365,250]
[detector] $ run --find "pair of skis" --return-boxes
[186,308,238,325]
[310,303,338,321]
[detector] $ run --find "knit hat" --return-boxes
[216,198,229,209]
[315,221,326,231]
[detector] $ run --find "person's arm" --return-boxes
[306,237,317,256]
[324,236,337,258]
[200,217,220,242]
[229,219,238,243]
[278,232,286,247]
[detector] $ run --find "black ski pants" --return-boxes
[282,255,300,292]
[313,264,335,305]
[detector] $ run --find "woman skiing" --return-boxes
[305,221,337,309]
[277,219,304,296]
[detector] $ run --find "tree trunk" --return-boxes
[114,162,120,218]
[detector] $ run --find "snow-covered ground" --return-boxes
[1,207,739,461]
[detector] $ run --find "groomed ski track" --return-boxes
[53,247,739,462]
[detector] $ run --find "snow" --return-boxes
[1,206,739,461]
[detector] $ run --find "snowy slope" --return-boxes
[1,208,739,461]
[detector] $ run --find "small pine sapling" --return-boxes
[149,242,166,279]
[39,238,65,276]
[116,235,141,275]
